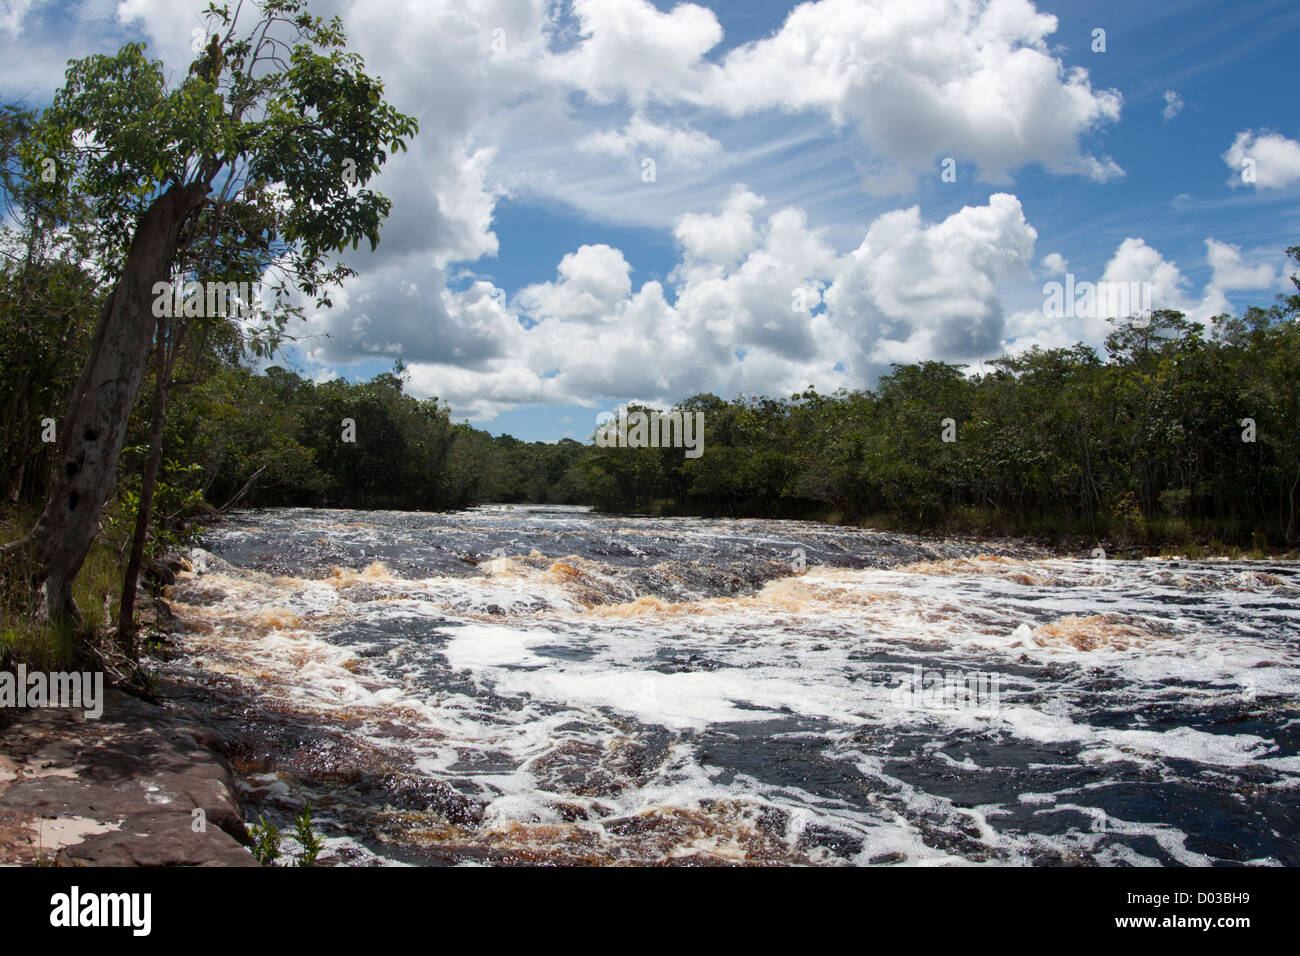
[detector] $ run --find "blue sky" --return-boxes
[3,0,1298,441]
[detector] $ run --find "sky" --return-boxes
[3,0,1299,441]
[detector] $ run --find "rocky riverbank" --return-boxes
[0,686,256,866]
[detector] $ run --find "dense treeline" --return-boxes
[140,250,1300,549]
[577,274,1300,547]
[160,362,589,512]
[6,243,1300,563]
[0,210,585,524]
[3,350,589,517]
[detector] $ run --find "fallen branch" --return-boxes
[219,464,267,513]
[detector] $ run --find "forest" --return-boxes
[7,259,1299,546]
[576,297,1300,547]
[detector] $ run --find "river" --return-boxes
[159,505,1300,866]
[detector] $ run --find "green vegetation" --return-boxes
[246,805,325,866]
[149,267,1300,554]
[248,814,281,866]
[1,506,124,676]
[164,360,587,511]
[293,803,325,867]
[575,296,1300,552]
[4,0,418,625]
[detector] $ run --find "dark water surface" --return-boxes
[160,505,1300,865]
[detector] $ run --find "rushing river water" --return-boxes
[160,505,1300,866]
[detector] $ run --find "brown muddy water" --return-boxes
[159,505,1300,866]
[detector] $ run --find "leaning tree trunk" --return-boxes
[22,182,208,623]
[117,319,170,655]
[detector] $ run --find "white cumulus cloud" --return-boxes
[1223,130,1300,190]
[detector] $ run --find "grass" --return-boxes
[0,505,125,675]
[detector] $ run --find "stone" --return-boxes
[0,688,257,866]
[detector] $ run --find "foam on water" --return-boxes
[159,507,1300,865]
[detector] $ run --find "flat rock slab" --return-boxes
[0,689,257,866]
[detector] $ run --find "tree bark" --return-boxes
[23,181,208,622]
[116,319,170,655]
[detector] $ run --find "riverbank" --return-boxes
[0,685,256,866]
[2,506,256,865]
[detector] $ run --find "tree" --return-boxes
[6,0,417,623]
[0,106,103,506]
